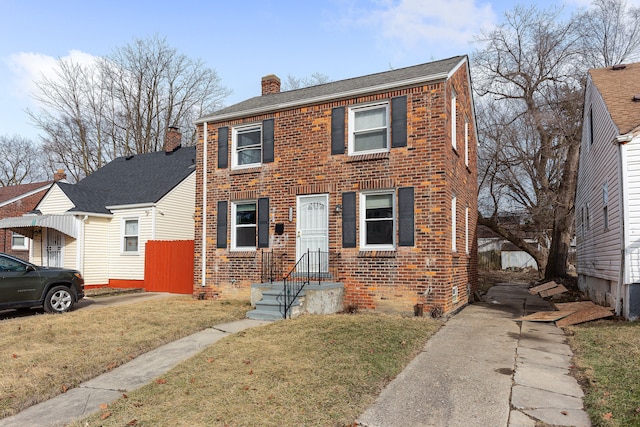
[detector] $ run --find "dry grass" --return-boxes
[0,297,248,419]
[567,320,640,427]
[71,313,441,427]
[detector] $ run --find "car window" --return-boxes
[0,256,27,272]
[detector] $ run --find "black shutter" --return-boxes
[216,201,228,248]
[342,192,356,248]
[391,96,407,148]
[263,119,274,163]
[217,127,228,169]
[398,187,414,246]
[331,107,345,154]
[257,197,269,248]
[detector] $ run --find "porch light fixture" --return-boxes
[335,204,342,213]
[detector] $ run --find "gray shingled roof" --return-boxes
[196,56,466,123]
[57,146,196,214]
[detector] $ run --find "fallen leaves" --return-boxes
[603,412,613,420]
[156,378,167,384]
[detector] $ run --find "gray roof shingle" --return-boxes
[58,146,196,214]
[197,56,466,123]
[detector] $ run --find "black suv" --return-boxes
[0,252,85,313]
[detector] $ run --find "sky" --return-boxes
[0,0,613,141]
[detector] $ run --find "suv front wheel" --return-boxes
[44,286,75,313]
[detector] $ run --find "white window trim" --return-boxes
[11,232,29,251]
[231,123,262,170]
[348,101,390,156]
[359,190,396,251]
[464,117,469,167]
[452,194,457,252]
[465,206,469,255]
[451,88,457,150]
[231,200,257,251]
[122,217,140,255]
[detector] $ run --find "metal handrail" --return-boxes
[282,249,332,318]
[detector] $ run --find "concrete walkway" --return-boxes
[0,318,269,427]
[357,283,592,427]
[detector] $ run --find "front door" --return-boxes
[296,194,329,272]
[46,229,64,268]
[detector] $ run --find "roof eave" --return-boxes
[195,72,450,125]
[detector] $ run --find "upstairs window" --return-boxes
[232,201,257,250]
[123,219,139,253]
[232,124,262,169]
[464,116,469,167]
[348,102,390,155]
[603,183,609,231]
[451,88,457,150]
[360,191,395,250]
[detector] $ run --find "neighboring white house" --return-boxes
[0,131,196,288]
[576,62,640,320]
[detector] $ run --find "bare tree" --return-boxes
[0,135,47,186]
[579,0,640,67]
[474,0,640,278]
[282,72,331,91]
[29,35,231,181]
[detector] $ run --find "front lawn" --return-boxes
[0,297,248,419]
[71,313,441,427]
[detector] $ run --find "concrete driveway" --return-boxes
[0,292,176,320]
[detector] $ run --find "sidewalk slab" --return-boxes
[514,361,584,397]
[523,408,591,427]
[517,347,573,369]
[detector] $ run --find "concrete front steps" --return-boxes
[247,281,344,321]
[246,284,303,320]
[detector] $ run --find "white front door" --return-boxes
[296,194,329,272]
[46,229,64,267]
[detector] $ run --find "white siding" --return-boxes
[155,173,195,240]
[37,185,75,214]
[82,217,110,285]
[107,208,153,280]
[575,77,622,288]
[623,135,640,282]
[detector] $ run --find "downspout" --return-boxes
[201,122,208,288]
[616,133,633,316]
[151,206,157,240]
[77,215,88,277]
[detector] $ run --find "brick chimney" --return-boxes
[165,126,182,152]
[261,74,281,95]
[53,169,67,181]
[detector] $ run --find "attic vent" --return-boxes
[125,155,134,160]
[633,95,640,102]
[612,63,627,70]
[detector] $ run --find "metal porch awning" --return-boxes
[0,214,78,239]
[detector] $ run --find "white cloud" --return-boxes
[4,49,97,102]
[347,0,497,56]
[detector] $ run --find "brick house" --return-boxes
[0,173,64,259]
[194,55,478,317]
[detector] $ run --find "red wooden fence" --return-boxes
[144,240,194,294]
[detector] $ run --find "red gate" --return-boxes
[144,240,194,294]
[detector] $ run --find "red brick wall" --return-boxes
[0,190,48,260]
[194,62,478,316]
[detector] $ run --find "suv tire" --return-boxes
[44,286,75,313]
